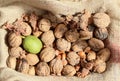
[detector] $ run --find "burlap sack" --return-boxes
[0,0,120,81]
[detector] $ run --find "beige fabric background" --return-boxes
[0,0,120,81]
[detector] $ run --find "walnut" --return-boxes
[8,47,23,58]
[36,62,50,76]
[17,58,29,74]
[84,47,91,53]
[67,52,80,66]
[62,65,76,76]
[88,38,104,51]
[93,59,106,73]
[65,29,79,42]
[50,55,63,75]
[38,18,51,32]
[8,32,22,47]
[80,68,90,78]
[40,47,56,62]
[93,13,110,28]
[26,53,39,65]
[97,48,110,62]
[79,30,93,40]
[94,28,108,40]
[41,30,55,47]
[72,39,88,52]
[20,22,32,36]
[87,51,96,61]
[6,56,16,69]
[28,66,35,75]
[54,24,68,38]
[56,38,71,51]
[61,52,68,66]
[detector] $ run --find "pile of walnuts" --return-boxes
[5,10,111,78]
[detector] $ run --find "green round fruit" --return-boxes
[23,35,43,54]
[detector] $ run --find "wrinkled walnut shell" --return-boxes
[26,53,39,65]
[79,30,93,40]
[62,65,76,76]
[50,57,63,75]
[56,38,71,51]
[94,28,108,40]
[40,47,56,62]
[93,59,106,73]
[54,24,68,38]
[36,62,50,76]
[8,32,22,47]
[39,18,51,32]
[8,47,23,58]
[87,51,96,61]
[72,39,88,52]
[41,30,55,47]
[17,58,29,74]
[20,22,32,36]
[88,38,104,51]
[65,29,79,42]
[67,52,80,66]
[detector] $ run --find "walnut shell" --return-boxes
[79,30,93,40]
[62,65,76,76]
[26,54,39,65]
[54,24,68,38]
[6,56,16,69]
[65,29,79,42]
[94,28,108,40]
[20,22,32,36]
[28,66,35,75]
[93,13,110,28]
[87,51,96,61]
[38,18,51,32]
[56,38,71,51]
[72,39,88,52]
[40,47,56,62]
[17,58,29,74]
[93,59,106,73]
[41,30,55,47]
[80,68,90,78]
[8,32,22,47]
[67,52,80,66]
[97,48,110,62]
[8,47,23,58]
[36,62,50,76]
[50,57,63,75]
[88,38,104,51]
